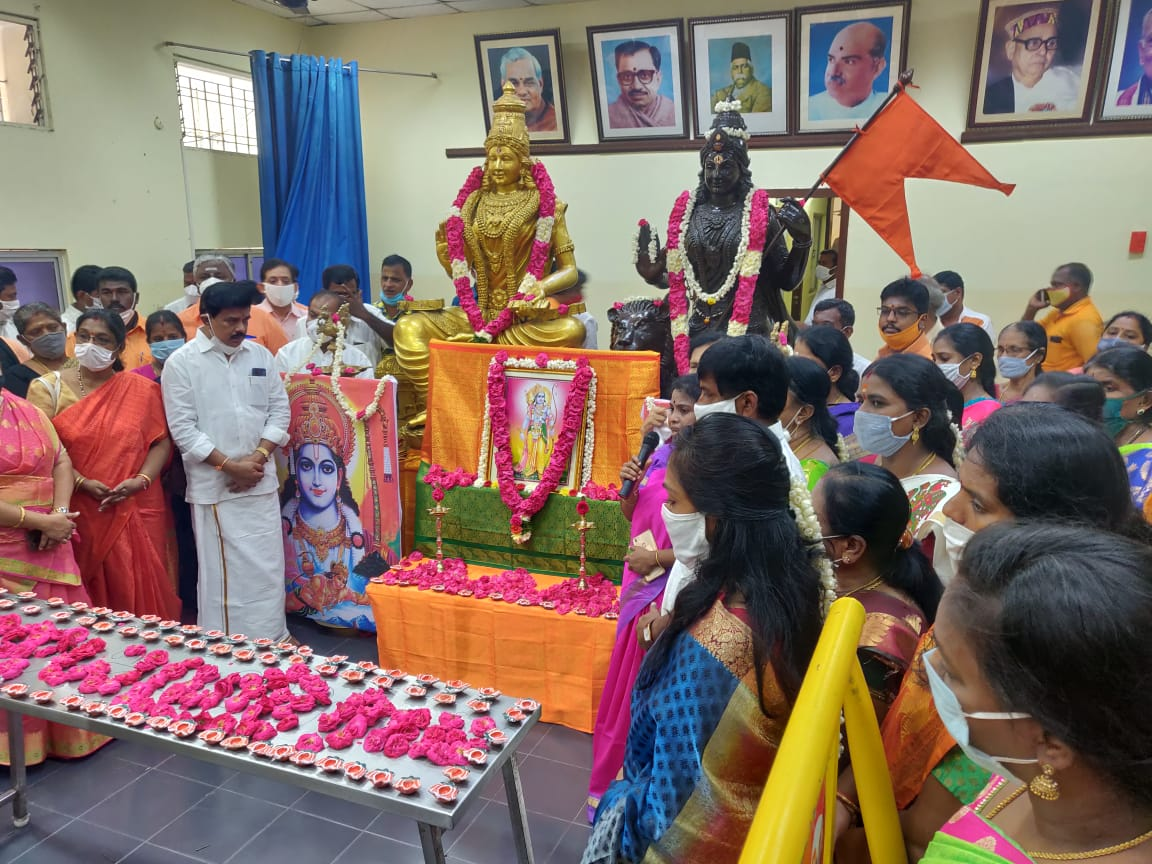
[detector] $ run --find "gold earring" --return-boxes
[1029,764,1060,801]
[911,426,921,444]
[969,367,978,379]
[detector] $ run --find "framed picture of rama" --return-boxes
[475,28,570,144]
[484,368,590,490]
[688,12,791,137]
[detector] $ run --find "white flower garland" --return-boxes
[630,223,661,267]
[675,189,756,311]
[713,100,742,113]
[329,316,393,422]
[286,338,321,377]
[719,125,751,142]
[789,473,838,617]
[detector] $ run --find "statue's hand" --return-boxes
[635,221,667,284]
[777,197,812,244]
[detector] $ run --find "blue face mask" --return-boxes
[852,408,914,457]
[1096,337,1130,355]
[996,350,1037,380]
[923,648,1036,782]
[149,338,185,364]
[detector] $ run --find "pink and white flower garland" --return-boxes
[666,188,772,374]
[423,464,477,504]
[444,161,560,342]
[477,352,597,543]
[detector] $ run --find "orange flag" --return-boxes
[822,89,1014,278]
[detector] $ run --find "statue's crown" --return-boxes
[485,82,531,159]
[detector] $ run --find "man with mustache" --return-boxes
[809,21,889,121]
[711,41,772,113]
[984,6,1080,114]
[607,40,677,129]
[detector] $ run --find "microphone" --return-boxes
[620,431,661,499]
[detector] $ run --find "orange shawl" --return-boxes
[52,373,180,618]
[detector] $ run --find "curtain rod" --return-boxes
[163,41,438,79]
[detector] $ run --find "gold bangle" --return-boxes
[16,506,26,529]
[255,446,272,461]
[75,475,86,490]
[215,458,229,472]
[836,792,862,826]
[134,473,152,490]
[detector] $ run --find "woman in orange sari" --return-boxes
[27,309,179,618]
[0,391,109,764]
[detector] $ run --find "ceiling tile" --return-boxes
[448,0,528,10]
[312,9,390,22]
[356,0,444,7]
[231,0,301,17]
[300,0,371,12]
[375,3,456,16]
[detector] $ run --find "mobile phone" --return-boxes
[1038,289,1050,304]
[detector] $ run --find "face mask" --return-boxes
[74,341,116,371]
[923,648,1036,782]
[119,307,137,326]
[937,293,955,319]
[693,397,738,419]
[937,356,973,390]
[264,283,298,308]
[1046,287,1071,307]
[184,282,201,300]
[0,300,18,321]
[1097,337,1129,355]
[29,331,66,361]
[1103,396,1131,437]
[149,338,184,364]
[381,290,408,306]
[198,277,224,295]
[939,516,975,582]
[853,409,914,458]
[202,315,242,357]
[996,351,1037,380]
[814,265,833,286]
[661,505,710,568]
[90,298,103,310]
[306,319,323,343]
[785,406,805,434]
[878,319,924,353]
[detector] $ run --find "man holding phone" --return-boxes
[1021,262,1103,371]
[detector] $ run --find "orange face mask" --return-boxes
[879,318,924,352]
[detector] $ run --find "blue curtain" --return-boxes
[250,52,370,304]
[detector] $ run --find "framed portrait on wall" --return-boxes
[475,29,569,144]
[1098,0,1152,120]
[587,19,688,142]
[795,1,910,133]
[967,0,1105,129]
[688,13,790,137]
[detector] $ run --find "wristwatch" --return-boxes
[54,507,69,515]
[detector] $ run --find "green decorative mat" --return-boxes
[413,463,629,583]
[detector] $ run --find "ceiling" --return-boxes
[232,0,579,24]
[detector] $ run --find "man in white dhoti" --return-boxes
[161,281,292,640]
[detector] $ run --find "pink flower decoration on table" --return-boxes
[123,644,146,658]
[383,733,411,759]
[296,733,324,752]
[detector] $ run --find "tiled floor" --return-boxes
[0,619,593,864]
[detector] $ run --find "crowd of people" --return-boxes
[0,253,1150,863]
[586,261,1152,864]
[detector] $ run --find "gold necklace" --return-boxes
[978,779,1152,860]
[880,450,937,478]
[790,431,820,460]
[76,368,88,398]
[836,574,885,597]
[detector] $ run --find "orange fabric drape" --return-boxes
[367,565,616,733]
[421,341,661,488]
[823,89,1015,278]
[52,373,180,618]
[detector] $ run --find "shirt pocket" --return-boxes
[246,373,271,409]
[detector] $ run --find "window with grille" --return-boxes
[0,14,48,127]
[176,61,258,155]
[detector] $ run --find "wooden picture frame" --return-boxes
[964,0,1106,141]
[1096,0,1152,128]
[475,29,569,144]
[795,1,911,134]
[586,19,688,142]
[688,12,791,138]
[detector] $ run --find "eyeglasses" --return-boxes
[616,69,656,85]
[75,331,117,348]
[1012,36,1058,52]
[877,305,919,321]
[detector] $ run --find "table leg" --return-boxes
[417,821,447,864]
[503,756,535,864]
[7,712,28,827]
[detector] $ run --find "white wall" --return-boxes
[0,0,301,309]
[307,0,1152,357]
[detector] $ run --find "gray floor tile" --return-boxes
[119,843,209,864]
[332,831,426,864]
[0,804,71,863]
[10,819,139,864]
[286,620,354,655]
[531,726,593,769]
[293,789,382,830]
[78,770,213,841]
[219,771,306,808]
[335,635,379,664]
[155,754,237,788]
[227,810,358,864]
[0,760,61,788]
[517,721,553,756]
[104,738,169,768]
[447,800,569,864]
[25,755,141,817]
[514,755,591,822]
[149,789,283,863]
[549,822,591,864]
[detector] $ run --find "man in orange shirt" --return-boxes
[1021,262,1103,371]
[178,255,287,355]
[875,277,934,360]
[65,266,152,370]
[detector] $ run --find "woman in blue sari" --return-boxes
[583,413,827,864]
[1084,346,1152,508]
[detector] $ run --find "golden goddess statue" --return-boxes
[392,84,586,433]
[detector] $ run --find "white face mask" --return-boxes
[119,307,136,326]
[937,293,955,318]
[202,315,242,357]
[198,276,224,295]
[940,516,975,579]
[74,341,116,371]
[0,299,18,321]
[264,283,298,308]
[306,319,323,343]
[937,356,973,390]
[693,397,738,420]
[661,505,710,568]
[815,265,834,286]
[90,298,103,310]
[184,281,201,300]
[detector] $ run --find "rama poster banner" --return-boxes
[278,375,402,632]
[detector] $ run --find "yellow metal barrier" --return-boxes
[739,598,907,864]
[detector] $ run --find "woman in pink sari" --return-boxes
[933,323,1000,442]
[0,393,109,764]
[587,375,698,822]
[921,522,1152,863]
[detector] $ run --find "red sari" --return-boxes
[51,373,180,618]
